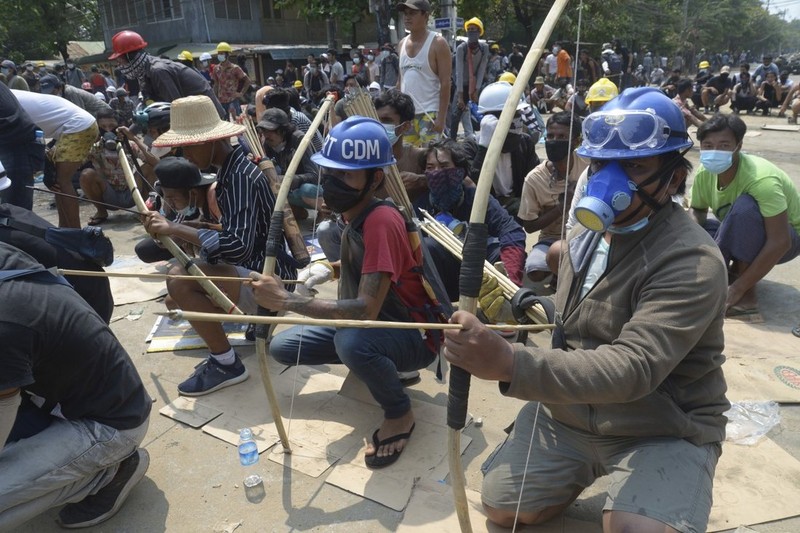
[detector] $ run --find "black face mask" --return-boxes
[544,140,570,163]
[321,173,372,213]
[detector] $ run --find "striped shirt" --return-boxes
[290,108,323,152]
[197,146,296,283]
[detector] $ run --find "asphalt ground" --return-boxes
[14,88,800,532]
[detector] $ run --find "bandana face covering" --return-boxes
[118,51,150,81]
[426,167,466,212]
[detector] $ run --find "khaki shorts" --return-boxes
[53,123,99,163]
[404,113,440,147]
[481,402,721,533]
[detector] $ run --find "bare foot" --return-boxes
[364,410,415,459]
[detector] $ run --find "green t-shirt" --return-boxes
[690,152,800,233]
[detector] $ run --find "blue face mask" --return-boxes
[699,149,734,174]
[607,215,650,234]
[383,124,400,146]
[574,161,638,232]
[175,201,197,220]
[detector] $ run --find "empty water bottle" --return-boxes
[238,427,265,502]
[34,129,46,183]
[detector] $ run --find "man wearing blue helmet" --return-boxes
[250,116,441,469]
[442,88,730,532]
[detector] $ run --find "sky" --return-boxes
[765,0,800,21]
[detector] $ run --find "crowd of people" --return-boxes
[2,4,800,530]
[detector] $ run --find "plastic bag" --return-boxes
[724,400,781,446]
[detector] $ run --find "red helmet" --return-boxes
[109,31,148,60]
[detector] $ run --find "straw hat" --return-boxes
[153,95,245,148]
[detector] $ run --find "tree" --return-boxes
[0,0,100,62]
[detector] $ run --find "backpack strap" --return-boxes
[0,267,72,287]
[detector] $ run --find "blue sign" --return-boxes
[434,17,451,29]
[456,17,464,27]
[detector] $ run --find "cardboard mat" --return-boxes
[146,315,252,353]
[722,323,800,403]
[106,255,169,305]
[709,438,800,531]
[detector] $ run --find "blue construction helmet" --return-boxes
[576,87,693,160]
[311,116,396,171]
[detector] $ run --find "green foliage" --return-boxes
[275,0,368,27]
[0,0,101,61]
[454,0,799,58]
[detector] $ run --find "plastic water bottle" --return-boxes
[34,129,45,183]
[238,428,265,502]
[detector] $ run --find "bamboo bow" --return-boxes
[257,94,336,453]
[447,2,570,530]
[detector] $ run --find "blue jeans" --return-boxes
[0,413,149,529]
[270,326,436,419]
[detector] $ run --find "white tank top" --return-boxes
[400,30,441,114]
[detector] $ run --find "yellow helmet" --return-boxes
[177,50,193,61]
[585,78,619,103]
[698,60,710,69]
[36,61,46,68]
[293,80,303,89]
[216,42,233,54]
[464,17,484,37]
[498,71,516,84]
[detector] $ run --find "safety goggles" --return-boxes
[582,110,683,151]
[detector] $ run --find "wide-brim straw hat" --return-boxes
[153,95,245,147]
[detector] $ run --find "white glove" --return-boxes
[296,260,335,297]
[478,114,499,148]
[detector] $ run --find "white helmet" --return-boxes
[477,81,525,114]
[199,52,212,62]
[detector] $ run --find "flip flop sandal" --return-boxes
[88,215,108,226]
[364,423,415,469]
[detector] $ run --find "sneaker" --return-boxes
[178,354,249,396]
[58,448,150,529]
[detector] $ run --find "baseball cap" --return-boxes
[1,60,15,69]
[397,0,431,12]
[155,157,216,189]
[116,88,128,97]
[38,74,62,92]
[720,66,731,74]
[257,108,290,131]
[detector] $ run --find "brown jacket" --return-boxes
[502,202,729,446]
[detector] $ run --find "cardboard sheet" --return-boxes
[158,397,223,428]
[326,420,472,511]
[709,438,800,531]
[147,315,252,353]
[106,255,168,305]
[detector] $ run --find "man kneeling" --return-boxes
[250,117,440,469]
[0,240,151,529]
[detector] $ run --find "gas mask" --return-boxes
[574,161,638,232]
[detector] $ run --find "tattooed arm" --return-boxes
[249,271,392,320]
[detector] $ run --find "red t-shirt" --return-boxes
[360,205,439,352]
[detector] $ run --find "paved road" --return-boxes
[16,100,800,532]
